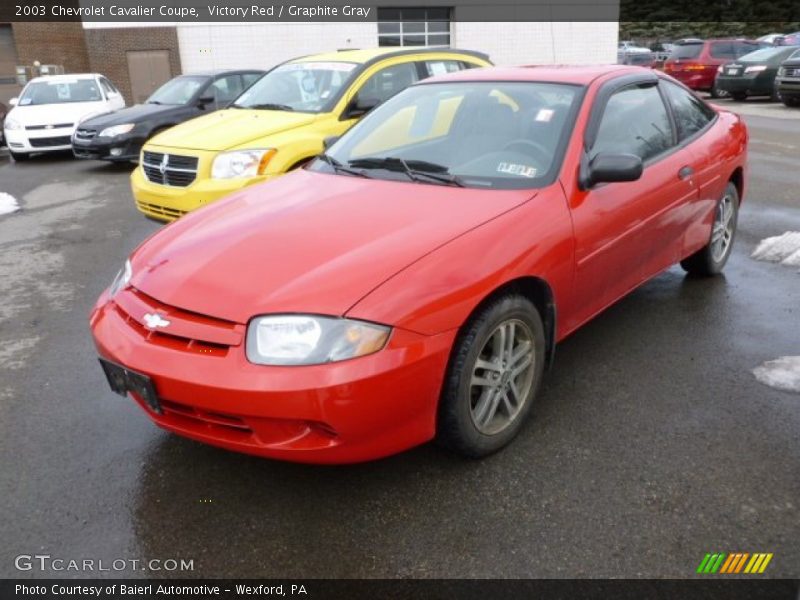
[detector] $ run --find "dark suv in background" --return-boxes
[776,52,800,106]
[664,38,764,96]
[72,69,264,162]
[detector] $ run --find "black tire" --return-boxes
[782,96,800,108]
[9,150,30,162]
[731,92,747,101]
[771,83,781,102]
[437,294,546,458]
[680,182,739,276]
[710,81,728,99]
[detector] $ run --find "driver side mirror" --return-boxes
[581,153,643,189]
[9,97,18,106]
[196,95,215,108]
[343,96,380,120]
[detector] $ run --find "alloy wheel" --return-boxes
[711,191,736,263]
[469,318,536,435]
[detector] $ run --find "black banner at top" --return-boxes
[2,0,799,22]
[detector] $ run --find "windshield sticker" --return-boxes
[535,108,554,122]
[56,85,71,100]
[19,98,32,105]
[497,163,537,178]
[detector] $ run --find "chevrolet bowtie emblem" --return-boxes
[143,313,170,329]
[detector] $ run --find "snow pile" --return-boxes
[751,231,800,269]
[0,192,20,216]
[753,356,800,394]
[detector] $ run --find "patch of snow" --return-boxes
[753,356,800,394]
[751,231,800,272]
[0,192,20,216]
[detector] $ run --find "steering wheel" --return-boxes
[502,139,551,165]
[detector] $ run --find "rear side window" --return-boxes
[423,60,466,77]
[662,81,716,141]
[592,84,674,162]
[671,44,702,59]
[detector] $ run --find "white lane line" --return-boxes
[0,192,20,216]
[753,357,800,394]
[751,231,800,270]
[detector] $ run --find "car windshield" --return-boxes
[670,44,703,59]
[738,47,796,62]
[18,79,102,105]
[147,76,207,105]
[230,61,357,113]
[316,81,581,190]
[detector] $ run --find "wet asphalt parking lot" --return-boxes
[0,97,798,579]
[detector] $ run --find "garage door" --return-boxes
[127,50,172,104]
[0,25,19,83]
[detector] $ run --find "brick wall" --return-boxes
[84,27,182,105]
[12,22,90,73]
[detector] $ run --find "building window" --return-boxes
[377,8,452,48]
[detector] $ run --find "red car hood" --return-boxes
[130,170,535,324]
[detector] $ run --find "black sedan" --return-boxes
[715,46,800,101]
[72,69,264,162]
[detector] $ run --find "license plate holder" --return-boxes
[99,358,162,414]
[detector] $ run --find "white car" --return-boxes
[3,73,125,161]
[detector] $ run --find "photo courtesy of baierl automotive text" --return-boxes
[0,0,798,598]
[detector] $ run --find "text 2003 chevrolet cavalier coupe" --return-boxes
[91,65,747,463]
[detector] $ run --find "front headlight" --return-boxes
[4,117,22,131]
[744,65,767,74]
[777,67,786,77]
[211,149,276,179]
[717,65,723,74]
[109,259,132,297]
[246,315,391,366]
[99,123,135,137]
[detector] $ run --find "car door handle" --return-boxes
[678,166,695,180]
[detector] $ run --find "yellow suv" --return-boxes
[131,48,491,220]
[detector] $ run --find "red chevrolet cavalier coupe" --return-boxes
[90,65,747,463]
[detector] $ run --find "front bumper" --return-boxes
[72,132,144,161]
[4,126,74,154]
[716,73,774,96]
[130,160,273,222]
[89,288,454,463]
[776,77,800,98]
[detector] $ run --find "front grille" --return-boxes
[26,122,73,130]
[113,287,243,355]
[29,135,72,147]
[74,128,97,141]
[142,151,199,187]
[785,67,800,78]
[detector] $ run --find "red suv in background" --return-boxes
[664,38,764,95]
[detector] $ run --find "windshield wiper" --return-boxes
[348,157,465,187]
[318,153,373,179]
[242,103,295,111]
[147,100,162,105]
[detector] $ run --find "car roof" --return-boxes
[182,69,265,77]
[420,64,644,86]
[28,73,101,84]
[290,47,488,65]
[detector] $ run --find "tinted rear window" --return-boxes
[671,44,702,59]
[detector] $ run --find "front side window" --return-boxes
[662,81,715,141]
[317,81,581,189]
[147,76,206,105]
[354,62,420,107]
[231,62,357,113]
[211,75,244,104]
[378,7,451,47]
[592,84,674,162]
[18,79,102,105]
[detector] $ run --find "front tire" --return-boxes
[680,182,739,276]
[783,96,800,108]
[437,294,546,458]
[731,92,747,101]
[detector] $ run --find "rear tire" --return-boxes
[680,182,739,276]
[437,294,546,458]
[9,150,30,162]
[710,81,728,99]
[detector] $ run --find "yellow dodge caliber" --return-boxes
[131,47,491,220]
